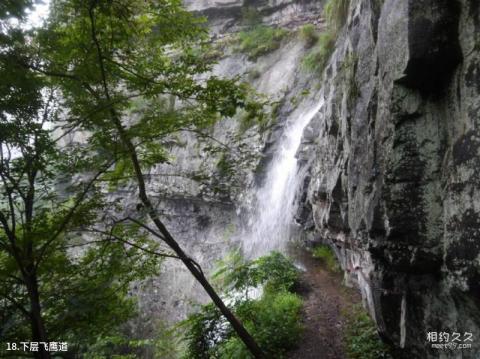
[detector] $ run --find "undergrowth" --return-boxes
[343,304,393,359]
[180,251,303,358]
[312,244,341,272]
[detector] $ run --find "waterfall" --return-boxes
[242,101,322,258]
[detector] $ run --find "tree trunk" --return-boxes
[25,272,51,359]
[145,211,265,358]
[87,10,264,352]
[114,117,265,358]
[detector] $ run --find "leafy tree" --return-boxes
[0,0,35,20]
[9,0,266,357]
[0,24,163,359]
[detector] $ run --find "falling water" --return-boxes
[243,100,323,258]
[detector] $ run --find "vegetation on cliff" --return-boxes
[301,0,350,75]
[237,26,289,60]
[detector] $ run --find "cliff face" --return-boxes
[129,0,325,328]
[125,0,480,356]
[297,0,480,357]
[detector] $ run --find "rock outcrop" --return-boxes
[297,0,480,357]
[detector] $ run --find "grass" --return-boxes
[301,0,350,76]
[299,24,318,48]
[343,304,393,359]
[312,244,341,272]
[301,31,335,75]
[237,25,288,60]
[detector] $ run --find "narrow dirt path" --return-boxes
[287,249,362,359]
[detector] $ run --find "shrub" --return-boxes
[182,252,303,358]
[182,291,303,359]
[344,305,393,359]
[212,251,300,294]
[299,24,319,48]
[301,31,335,75]
[153,321,185,359]
[237,26,288,60]
[181,303,227,359]
[218,292,303,358]
[312,244,340,272]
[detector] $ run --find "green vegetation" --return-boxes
[0,22,162,356]
[299,24,319,48]
[151,321,185,359]
[213,250,300,293]
[343,53,360,101]
[302,0,350,75]
[237,25,288,60]
[238,103,270,133]
[216,152,234,177]
[324,0,351,35]
[312,244,341,272]
[301,31,336,74]
[343,305,393,359]
[1,0,267,357]
[182,252,303,358]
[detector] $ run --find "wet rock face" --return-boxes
[297,0,480,357]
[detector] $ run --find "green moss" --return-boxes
[237,26,288,60]
[301,89,311,96]
[247,68,262,81]
[312,244,340,272]
[290,95,299,107]
[343,305,393,359]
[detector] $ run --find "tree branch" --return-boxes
[35,160,114,269]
